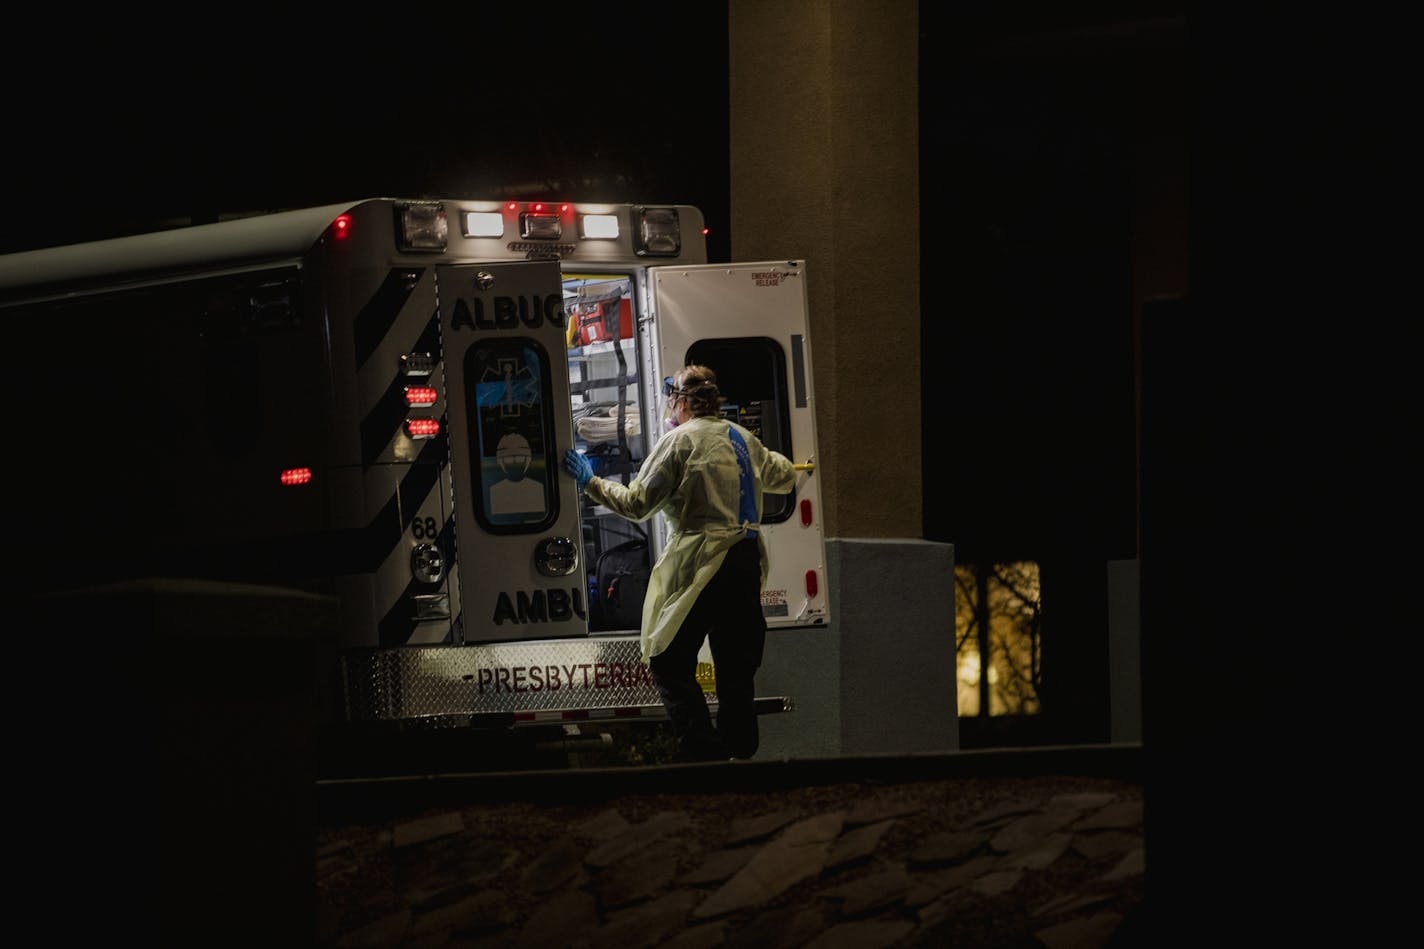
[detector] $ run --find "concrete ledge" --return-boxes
[758,537,958,758]
[318,743,1143,821]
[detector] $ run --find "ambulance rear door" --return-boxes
[438,261,589,642]
[645,261,829,629]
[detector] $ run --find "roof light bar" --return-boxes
[634,207,681,257]
[579,214,620,240]
[520,211,563,240]
[395,201,448,252]
[463,211,505,238]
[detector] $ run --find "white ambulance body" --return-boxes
[1,197,827,737]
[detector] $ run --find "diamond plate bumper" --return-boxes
[341,636,696,723]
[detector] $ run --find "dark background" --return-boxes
[4,6,1394,728]
[3,6,734,260]
[3,6,1402,936]
[4,5,1162,747]
[4,5,1371,730]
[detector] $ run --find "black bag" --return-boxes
[594,539,650,631]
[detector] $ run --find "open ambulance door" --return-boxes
[646,261,830,630]
[438,261,590,642]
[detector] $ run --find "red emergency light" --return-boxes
[800,499,813,527]
[805,570,818,598]
[405,418,441,438]
[280,467,313,486]
[331,214,353,240]
[405,386,438,407]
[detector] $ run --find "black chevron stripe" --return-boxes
[359,304,445,466]
[360,382,411,466]
[378,476,454,647]
[352,268,424,369]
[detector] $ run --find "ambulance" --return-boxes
[0,197,827,758]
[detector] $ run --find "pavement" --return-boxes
[314,746,1147,948]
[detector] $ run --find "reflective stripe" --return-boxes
[727,425,758,532]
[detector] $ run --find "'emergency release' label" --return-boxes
[761,588,789,617]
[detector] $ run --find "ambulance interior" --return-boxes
[563,273,800,634]
[565,274,648,632]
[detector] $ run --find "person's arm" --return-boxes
[580,436,682,523]
[760,447,798,495]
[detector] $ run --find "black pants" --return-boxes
[649,536,767,761]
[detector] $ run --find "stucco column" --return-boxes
[730,3,956,757]
[728,0,921,540]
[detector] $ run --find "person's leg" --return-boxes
[649,596,724,761]
[707,538,767,759]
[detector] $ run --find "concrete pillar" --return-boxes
[728,2,953,756]
[759,538,958,757]
[728,0,921,540]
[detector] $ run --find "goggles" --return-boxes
[662,376,681,398]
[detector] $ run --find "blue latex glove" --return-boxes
[564,448,594,491]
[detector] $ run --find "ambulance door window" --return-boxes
[464,337,559,533]
[684,337,795,524]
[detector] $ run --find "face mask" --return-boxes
[661,378,683,431]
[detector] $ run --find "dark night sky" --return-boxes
[3,5,1192,263]
[2,5,732,258]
